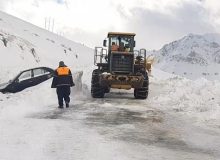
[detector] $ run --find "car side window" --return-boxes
[33,69,49,77]
[18,70,32,81]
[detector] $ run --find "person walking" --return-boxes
[51,61,74,108]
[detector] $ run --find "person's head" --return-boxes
[59,61,65,67]
[112,42,115,45]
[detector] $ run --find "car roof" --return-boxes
[20,67,53,72]
[9,66,54,82]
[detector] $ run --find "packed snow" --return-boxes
[0,10,220,160]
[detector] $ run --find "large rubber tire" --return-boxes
[91,69,105,98]
[134,72,149,99]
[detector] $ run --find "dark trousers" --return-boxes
[56,86,71,106]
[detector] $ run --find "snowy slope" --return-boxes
[153,33,220,80]
[0,11,94,83]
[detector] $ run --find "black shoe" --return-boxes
[58,106,64,109]
[66,103,69,108]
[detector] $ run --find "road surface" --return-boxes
[0,85,220,160]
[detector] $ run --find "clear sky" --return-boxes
[0,0,220,50]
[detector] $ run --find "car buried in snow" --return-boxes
[0,67,54,93]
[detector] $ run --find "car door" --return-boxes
[32,68,51,86]
[13,70,33,92]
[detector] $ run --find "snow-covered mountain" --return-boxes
[154,33,220,80]
[0,11,93,83]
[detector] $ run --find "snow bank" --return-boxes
[0,11,93,84]
[149,72,220,125]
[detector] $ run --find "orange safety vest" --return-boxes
[56,67,70,76]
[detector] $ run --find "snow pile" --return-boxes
[153,33,220,80]
[149,73,220,125]
[0,79,56,117]
[0,10,93,83]
[0,10,94,117]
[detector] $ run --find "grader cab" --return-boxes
[91,32,149,99]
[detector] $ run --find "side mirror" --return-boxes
[133,41,136,47]
[103,40,107,47]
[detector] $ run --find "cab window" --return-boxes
[110,36,134,52]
